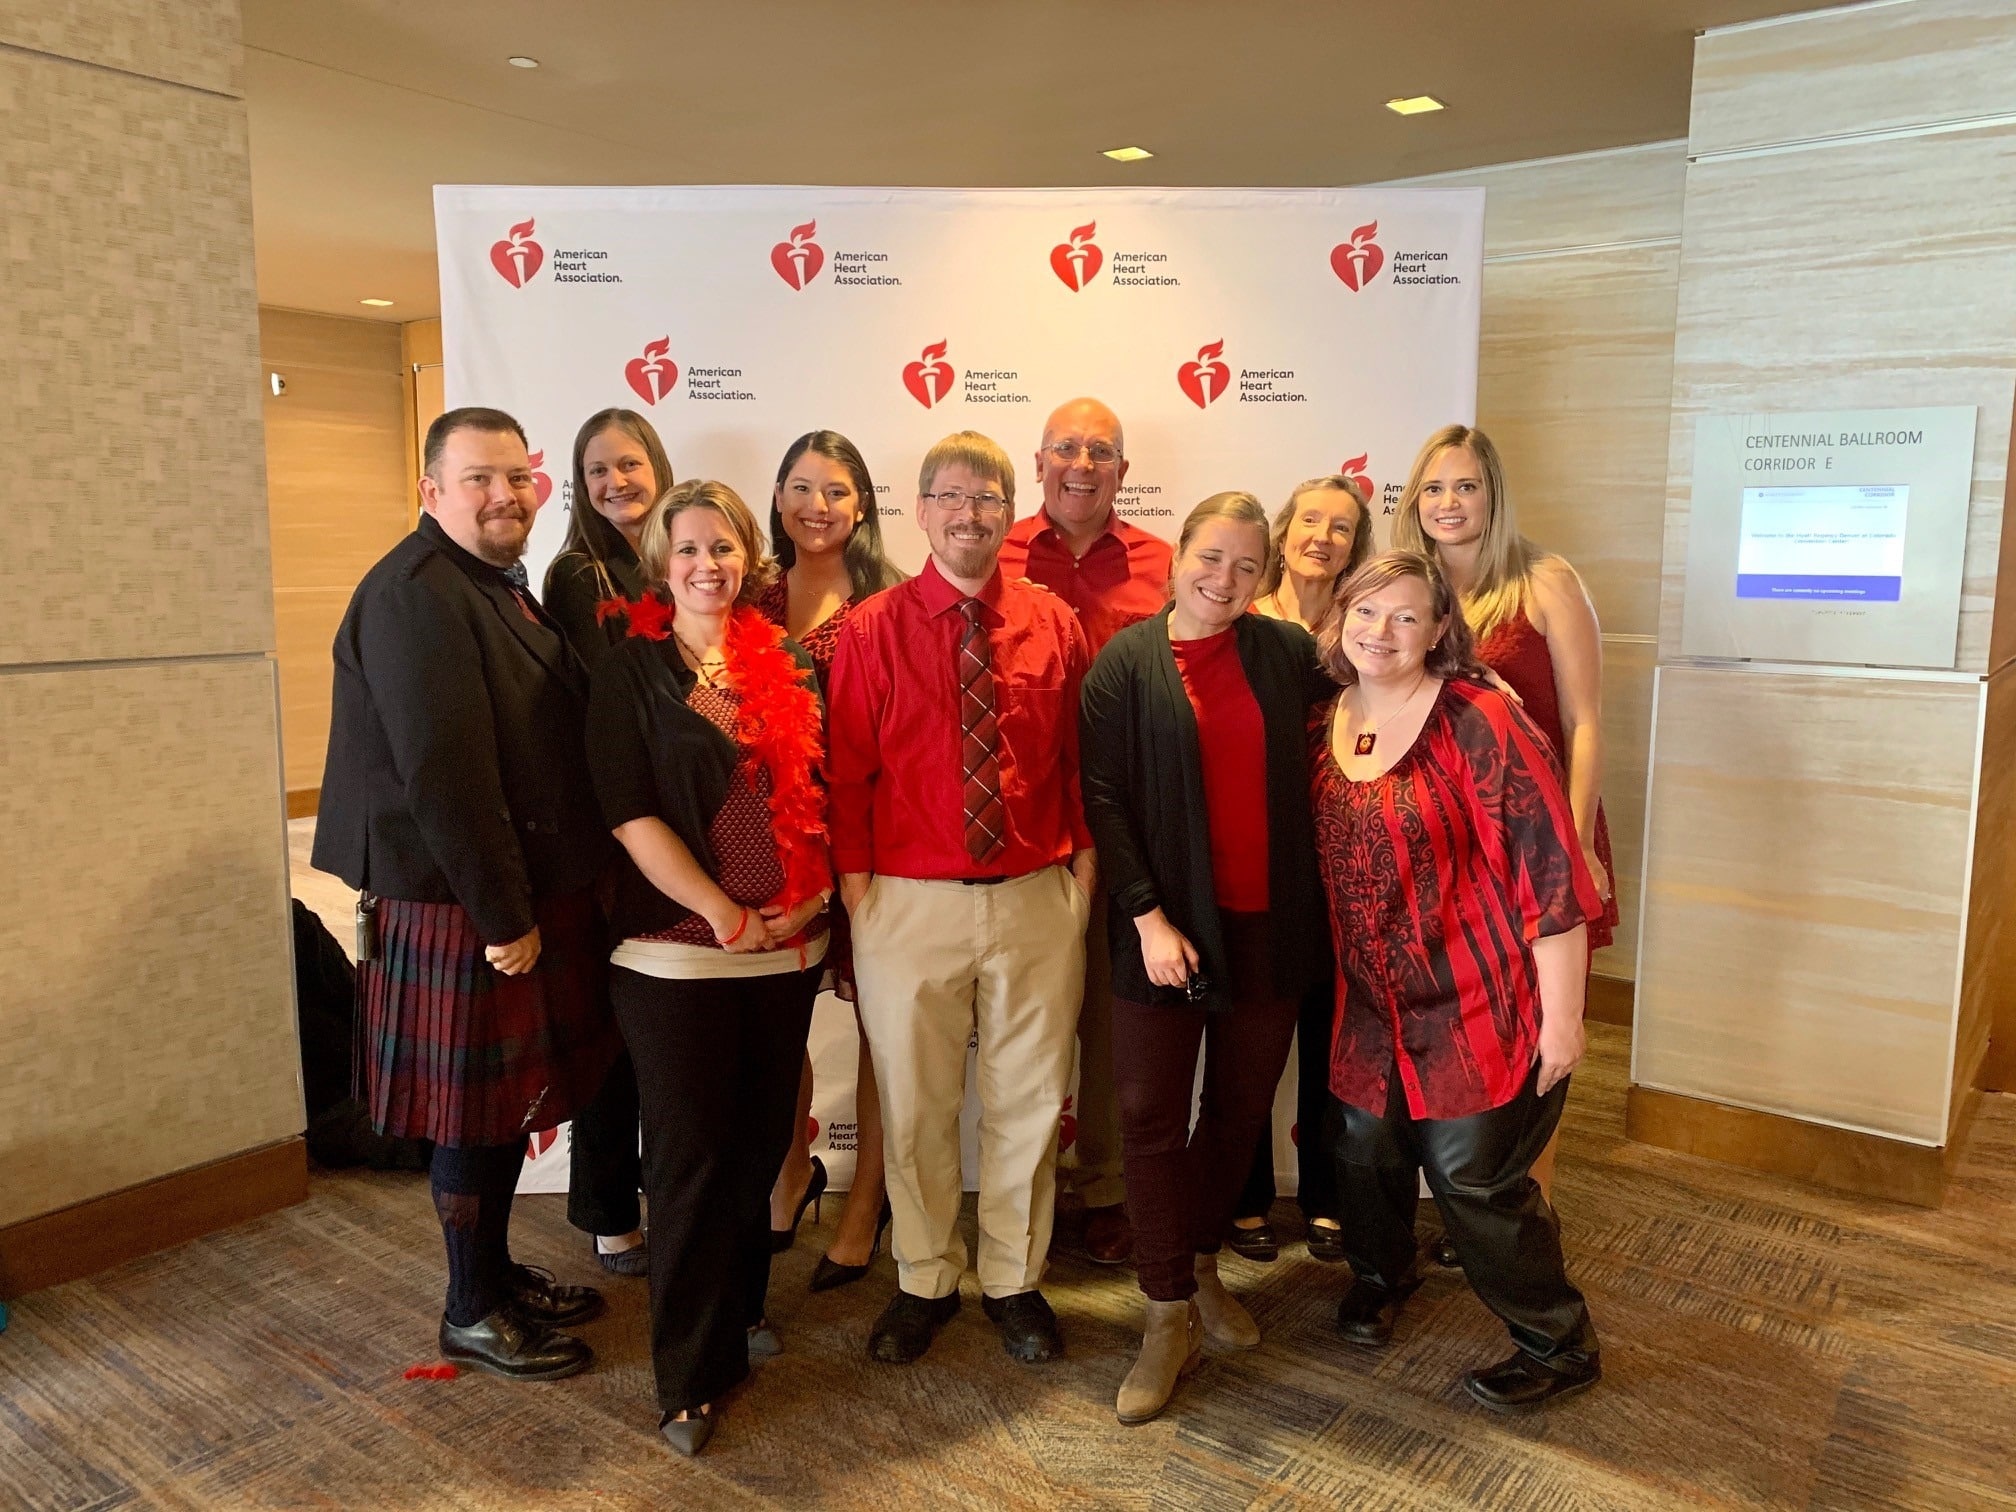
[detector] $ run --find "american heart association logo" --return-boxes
[625,337,680,405]
[525,1127,561,1160]
[527,449,553,506]
[1049,221,1103,292]
[1340,453,1374,498]
[490,218,544,288]
[1330,220,1384,291]
[771,220,825,290]
[1177,339,1230,409]
[903,340,955,408]
[1059,1094,1078,1154]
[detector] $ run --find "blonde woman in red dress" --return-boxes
[1391,424,1617,1233]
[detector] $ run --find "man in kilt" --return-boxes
[315,406,617,1379]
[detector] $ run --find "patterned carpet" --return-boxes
[4,1017,2014,1511]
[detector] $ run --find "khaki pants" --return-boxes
[852,867,1088,1299]
[1062,883,1125,1208]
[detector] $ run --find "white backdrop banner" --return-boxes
[434,184,1483,1196]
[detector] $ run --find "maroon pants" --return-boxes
[1111,912,1302,1300]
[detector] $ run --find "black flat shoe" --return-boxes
[1463,1349,1602,1411]
[868,1289,960,1364]
[659,1405,716,1457]
[1305,1221,1347,1265]
[592,1234,650,1278]
[809,1197,893,1293]
[508,1263,605,1327]
[1429,1237,1461,1269]
[771,1157,829,1254]
[1225,1221,1279,1263]
[746,1320,782,1360]
[1334,1274,1422,1346]
[439,1309,592,1381]
[982,1289,1064,1364]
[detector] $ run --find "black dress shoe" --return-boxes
[1334,1274,1422,1345]
[592,1234,650,1278]
[1463,1349,1602,1411]
[1225,1221,1279,1263]
[1429,1236,1461,1269]
[771,1157,829,1254]
[439,1309,592,1381]
[1305,1221,1347,1264]
[508,1263,605,1327]
[982,1290,1064,1363]
[659,1405,716,1457]
[869,1289,960,1364]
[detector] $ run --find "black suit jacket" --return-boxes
[1078,606,1332,1012]
[312,515,611,944]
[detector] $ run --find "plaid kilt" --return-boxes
[356,887,616,1148]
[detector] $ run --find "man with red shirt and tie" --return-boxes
[998,398,1172,1267]
[829,430,1096,1367]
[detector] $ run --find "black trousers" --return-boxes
[611,963,819,1417]
[1235,977,1340,1222]
[567,1048,643,1237]
[1332,1063,1596,1367]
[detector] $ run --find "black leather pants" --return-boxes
[1332,1062,1597,1366]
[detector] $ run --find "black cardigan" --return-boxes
[1078,607,1333,1012]
[543,539,645,672]
[586,630,820,940]
[312,516,611,943]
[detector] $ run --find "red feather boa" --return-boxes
[607,594,831,916]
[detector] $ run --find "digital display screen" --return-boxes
[1735,485,1908,602]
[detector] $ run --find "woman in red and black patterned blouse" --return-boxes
[1312,550,1604,1412]
[758,431,907,1293]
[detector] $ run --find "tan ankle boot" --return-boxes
[1116,1298,1203,1425]
[1193,1252,1261,1348]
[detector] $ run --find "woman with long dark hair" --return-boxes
[758,430,906,1291]
[542,409,675,1279]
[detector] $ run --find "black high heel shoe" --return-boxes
[808,1196,893,1293]
[770,1156,828,1254]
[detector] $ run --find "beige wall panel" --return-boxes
[1478,246,1678,638]
[0,50,272,665]
[1592,637,1655,982]
[1635,668,1977,1145]
[259,307,403,374]
[1958,662,2016,1114]
[1692,0,2016,159]
[1656,124,2016,669]
[273,587,354,793]
[0,0,241,95]
[0,659,302,1226]
[1388,142,1685,258]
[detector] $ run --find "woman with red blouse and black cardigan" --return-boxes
[586,481,831,1457]
[1312,549,1603,1412]
[1079,492,1333,1426]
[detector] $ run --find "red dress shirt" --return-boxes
[1168,630,1270,913]
[999,509,1172,657]
[828,559,1093,879]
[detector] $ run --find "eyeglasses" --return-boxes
[1044,439,1123,466]
[923,489,1008,516]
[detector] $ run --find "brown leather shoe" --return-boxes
[1083,1204,1134,1266]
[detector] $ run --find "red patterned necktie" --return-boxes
[958,598,1006,865]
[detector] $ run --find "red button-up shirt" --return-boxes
[998,509,1172,658]
[828,559,1093,880]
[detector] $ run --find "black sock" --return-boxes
[432,1142,526,1326]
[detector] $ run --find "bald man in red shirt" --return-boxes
[999,398,1173,1266]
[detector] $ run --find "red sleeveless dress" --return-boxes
[1473,605,1619,951]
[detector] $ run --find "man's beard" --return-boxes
[474,512,530,568]
[936,536,999,581]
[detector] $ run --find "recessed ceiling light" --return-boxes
[508,56,540,69]
[360,298,394,307]
[1385,95,1445,116]
[1102,146,1154,162]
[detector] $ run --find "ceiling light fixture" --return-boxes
[508,56,540,69]
[360,298,394,307]
[1385,95,1445,116]
[1102,146,1154,162]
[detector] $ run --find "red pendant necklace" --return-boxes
[1351,671,1429,756]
